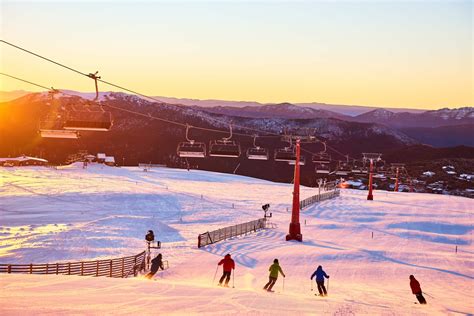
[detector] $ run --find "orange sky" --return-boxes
[0,1,472,109]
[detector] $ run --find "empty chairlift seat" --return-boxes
[351,162,362,173]
[209,140,241,158]
[288,155,306,166]
[177,142,206,158]
[38,117,80,139]
[64,111,113,131]
[246,147,269,160]
[274,147,296,163]
[335,161,351,175]
[312,152,330,164]
[39,129,80,139]
[315,163,330,174]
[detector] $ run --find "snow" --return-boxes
[0,164,473,315]
[0,156,48,163]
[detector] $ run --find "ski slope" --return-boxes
[0,164,473,315]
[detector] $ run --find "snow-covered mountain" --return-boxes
[0,90,426,116]
[354,107,474,128]
[194,102,352,120]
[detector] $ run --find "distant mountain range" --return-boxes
[0,90,426,116]
[1,91,472,148]
[1,92,473,186]
[353,108,474,128]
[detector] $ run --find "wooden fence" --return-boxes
[0,251,146,278]
[300,188,340,210]
[198,218,266,248]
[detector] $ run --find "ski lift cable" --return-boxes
[0,40,280,137]
[0,40,347,146]
[1,40,360,163]
[0,39,357,160]
[1,71,354,162]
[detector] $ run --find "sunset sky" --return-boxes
[0,0,472,109]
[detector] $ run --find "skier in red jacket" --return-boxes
[410,275,427,304]
[218,254,235,287]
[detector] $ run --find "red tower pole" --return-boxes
[286,139,303,242]
[394,167,400,192]
[367,159,374,200]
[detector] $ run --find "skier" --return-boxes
[145,253,164,279]
[217,254,235,287]
[409,275,427,304]
[263,259,285,292]
[310,265,330,296]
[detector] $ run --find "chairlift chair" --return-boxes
[209,124,241,158]
[288,155,306,166]
[351,161,362,173]
[246,136,269,160]
[315,163,331,174]
[39,129,80,139]
[335,161,351,175]
[39,116,80,139]
[274,147,296,163]
[177,142,206,158]
[209,139,241,157]
[64,110,113,131]
[246,147,269,160]
[177,125,206,158]
[312,152,331,164]
[38,90,80,139]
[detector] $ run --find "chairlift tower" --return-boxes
[285,135,315,242]
[391,163,405,192]
[362,153,382,200]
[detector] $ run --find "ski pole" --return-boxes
[212,265,219,285]
[327,278,330,293]
[311,279,313,291]
[282,277,285,292]
[232,269,235,288]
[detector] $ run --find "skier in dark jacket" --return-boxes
[410,275,427,304]
[145,253,164,279]
[310,265,330,296]
[218,254,235,287]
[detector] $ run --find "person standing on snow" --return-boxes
[145,253,164,279]
[263,258,285,292]
[409,275,427,304]
[311,265,330,296]
[218,254,235,287]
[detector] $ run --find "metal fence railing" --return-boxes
[198,218,267,248]
[0,251,146,278]
[300,188,340,210]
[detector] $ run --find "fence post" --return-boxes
[7,265,11,274]
[121,258,125,278]
[81,262,84,276]
[109,260,113,277]
[46,263,49,275]
[68,262,71,275]
[30,263,33,274]
[56,263,59,275]
[96,261,99,276]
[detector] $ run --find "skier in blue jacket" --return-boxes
[310,265,330,296]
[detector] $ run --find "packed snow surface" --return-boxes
[0,164,473,315]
